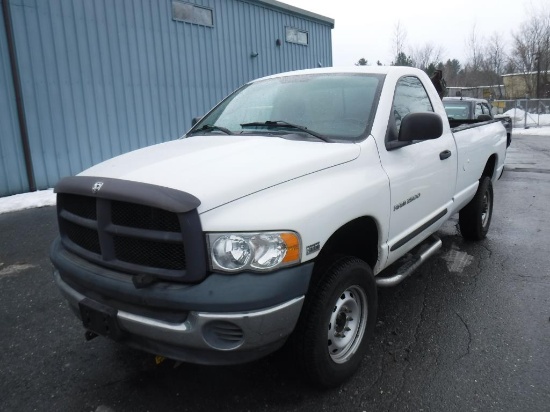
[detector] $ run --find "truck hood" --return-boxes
[79,135,360,212]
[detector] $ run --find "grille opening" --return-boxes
[111,201,181,232]
[63,220,101,254]
[59,194,97,220]
[113,236,186,270]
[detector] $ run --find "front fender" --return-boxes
[199,139,391,267]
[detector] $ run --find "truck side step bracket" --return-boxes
[376,235,442,287]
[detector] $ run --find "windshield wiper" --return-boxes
[240,120,332,142]
[188,124,233,135]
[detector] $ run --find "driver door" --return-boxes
[378,76,457,265]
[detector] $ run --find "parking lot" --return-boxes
[1,133,549,412]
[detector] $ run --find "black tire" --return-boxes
[291,256,377,388]
[459,176,493,240]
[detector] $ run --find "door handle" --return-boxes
[440,150,452,160]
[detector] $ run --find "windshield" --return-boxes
[190,73,384,141]
[443,101,472,119]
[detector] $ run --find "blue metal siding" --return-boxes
[2,0,332,194]
[0,1,28,196]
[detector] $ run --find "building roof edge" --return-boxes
[250,0,335,28]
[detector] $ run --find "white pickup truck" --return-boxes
[50,66,506,388]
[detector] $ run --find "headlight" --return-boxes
[207,231,301,273]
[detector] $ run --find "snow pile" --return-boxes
[504,109,550,128]
[0,188,56,215]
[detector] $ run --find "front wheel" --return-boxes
[459,176,494,240]
[291,256,377,388]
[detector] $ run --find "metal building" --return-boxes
[1,0,333,196]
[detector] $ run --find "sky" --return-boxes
[288,0,538,67]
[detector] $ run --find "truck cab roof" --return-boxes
[443,96,490,104]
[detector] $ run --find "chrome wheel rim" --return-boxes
[327,285,368,364]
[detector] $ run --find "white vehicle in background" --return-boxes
[50,66,507,388]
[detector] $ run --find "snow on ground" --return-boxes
[0,188,56,215]
[1,125,550,215]
[513,126,550,136]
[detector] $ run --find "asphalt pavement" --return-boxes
[1,134,549,412]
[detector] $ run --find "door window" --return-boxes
[392,76,434,134]
[475,103,483,118]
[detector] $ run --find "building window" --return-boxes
[286,27,308,45]
[172,1,213,27]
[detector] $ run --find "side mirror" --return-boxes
[398,112,443,142]
[191,117,202,126]
[477,114,492,121]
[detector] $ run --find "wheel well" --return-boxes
[482,154,497,180]
[316,217,379,271]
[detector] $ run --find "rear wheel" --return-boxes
[291,256,377,388]
[459,176,493,240]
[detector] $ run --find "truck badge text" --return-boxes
[393,193,421,211]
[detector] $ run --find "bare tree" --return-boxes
[391,21,408,61]
[484,33,507,74]
[510,4,550,97]
[460,24,493,87]
[464,24,485,72]
[410,43,443,71]
[482,32,508,97]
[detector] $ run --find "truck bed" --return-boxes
[448,117,499,131]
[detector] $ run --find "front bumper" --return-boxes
[50,238,313,364]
